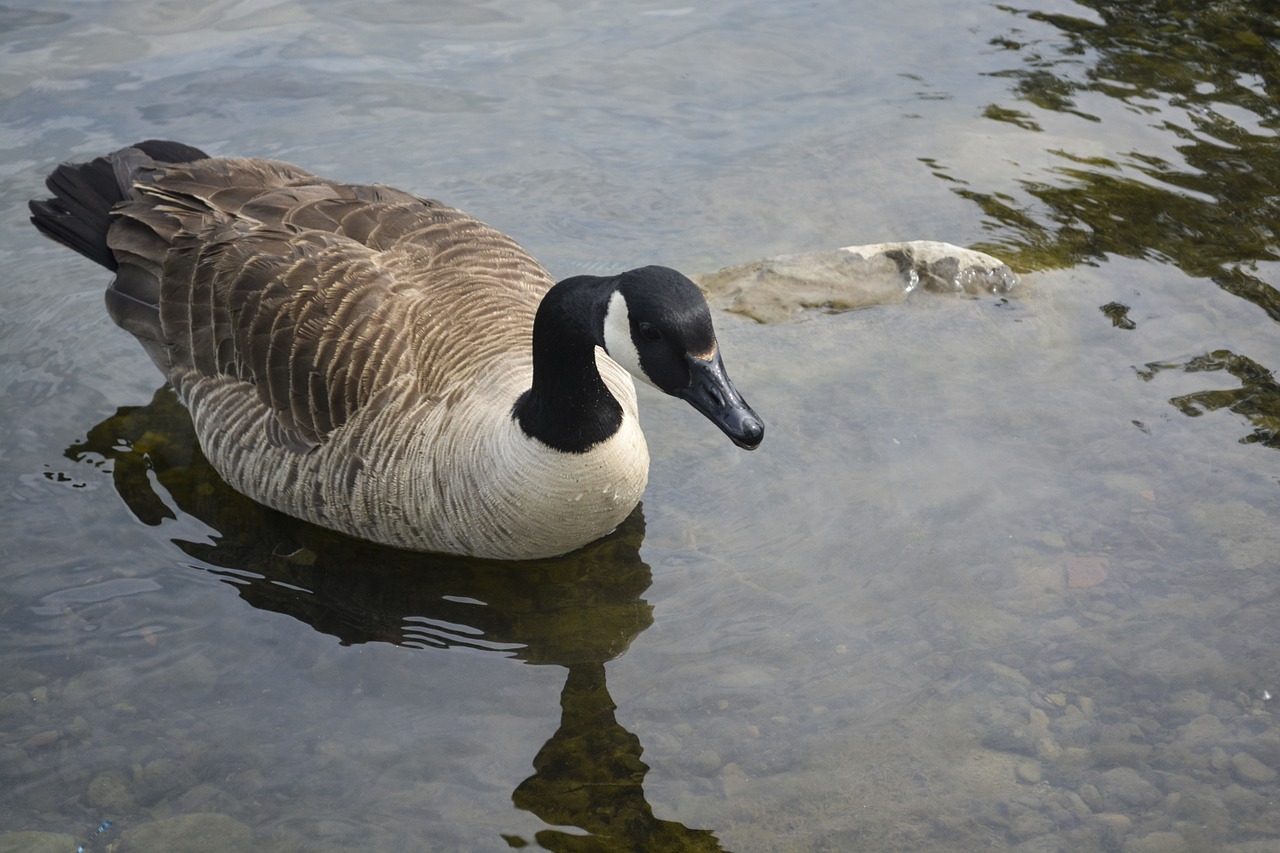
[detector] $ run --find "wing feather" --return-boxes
[105,156,552,453]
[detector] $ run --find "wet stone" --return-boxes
[1061,791,1092,820]
[1229,751,1277,785]
[694,241,1018,323]
[1008,810,1055,841]
[1122,831,1189,853]
[0,746,37,781]
[1168,690,1213,719]
[88,770,135,812]
[176,783,241,815]
[1173,791,1230,827]
[1097,767,1162,809]
[1177,714,1227,746]
[1035,737,1063,764]
[66,714,91,740]
[120,813,253,853]
[1092,742,1153,768]
[1078,783,1103,812]
[1221,782,1270,816]
[1051,706,1097,747]
[686,748,722,776]
[1244,728,1280,765]
[135,757,198,805]
[0,832,77,853]
[1094,812,1132,846]
[20,729,60,749]
[720,762,751,798]
[0,692,32,717]
[982,719,1037,756]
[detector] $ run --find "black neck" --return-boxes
[514,276,623,453]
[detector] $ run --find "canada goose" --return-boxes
[30,141,763,560]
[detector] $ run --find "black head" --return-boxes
[602,266,764,450]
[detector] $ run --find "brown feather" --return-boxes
[40,146,651,558]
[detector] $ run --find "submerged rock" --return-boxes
[695,241,1018,322]
[1123,831,1189,853]
[1229,751,1277,785]
[120,813,253,852]
[1096,766,1162,810]
[0,832,76,853]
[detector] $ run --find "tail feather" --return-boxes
[29,140,210,271]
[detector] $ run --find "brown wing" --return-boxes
[105,156,552,452]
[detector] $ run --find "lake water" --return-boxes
[2,1,1278,851]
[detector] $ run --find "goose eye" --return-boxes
[637,322,662,342]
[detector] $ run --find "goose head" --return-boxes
[519,265,763,454]
[601,266,764,450]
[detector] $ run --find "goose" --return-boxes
[30,141,763,560]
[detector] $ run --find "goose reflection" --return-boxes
[67,386,727,852]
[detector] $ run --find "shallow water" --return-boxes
[2,1,1279,851]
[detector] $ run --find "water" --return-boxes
[2,1,1278,851]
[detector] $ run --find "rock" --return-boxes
[1172,791,1229,827]
[1058,791,1090,820]
[167,652,219,696]
[1122,831,1188,853]
[88,770,135,812]
[135,757,198,805]
[1095,812,1132,830]
[986,661,1032,687]
[1167,690,1213,719]
[982,719,1037,755]
[1176,714,1226,746]
[1092,742,1152,767]
[20,729,60,749]
[176,783,241,815]
[1094,812,1131,845]
[1016,761,1043,783]
[0,692,32,717]
[67,715,92,740]
[1052,705,1097,747]
[1078,783,1103,812]
[720,762,751,798]
[1035,736,1063,762]
[0,746,36,781]
[1246,728,1280,765]
[694,241,1017,323]
[1065,555,1108,588]
[1221,782,1269,815]
[1097,767,1162,809]
[0,831,77,853]
[120,813,253,853]
[687,748,722,775]
[1008,810,1055,841]
[1230,751,1277,785]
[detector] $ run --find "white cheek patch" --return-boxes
[602,291,658,389]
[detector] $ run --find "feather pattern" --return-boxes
[38,147,651,559]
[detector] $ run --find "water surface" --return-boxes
[2,1,1278,851]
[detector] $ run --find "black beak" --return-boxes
[677,350,764,450]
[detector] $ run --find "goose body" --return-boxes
[30,141,763,560]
